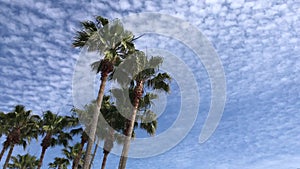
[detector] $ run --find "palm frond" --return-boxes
[96,16,109,26]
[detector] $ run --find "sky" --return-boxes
[0,0,299,169]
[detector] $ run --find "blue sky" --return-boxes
[0,0,299,169]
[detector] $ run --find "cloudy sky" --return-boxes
[0,0,299,169]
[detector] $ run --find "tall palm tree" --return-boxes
[73,16,136,169]
[48,157,70,169]
[98,96,120,169]
[72,100,106,169]
[7,153,39,169]
[116,51,171,169]
[71,103,96,169]
[88,137,99,169]
[37,111,76,169]
[0,105,40,169]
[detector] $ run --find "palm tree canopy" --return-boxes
[48,157,70,169]
[62,143,82,160]
[112,50,172,140]
[39,111,76,148]
[73,16,135,55]
[112,50,171,92]
[8,153,39,169]
[73,16,137,79]
[72,97,124,140]
[0,105,40,149]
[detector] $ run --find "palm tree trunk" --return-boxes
[37,147,47,169]
[83,73,108,169]
[73,135,87,169]
[89,138,100,169]
[101,128,114,169]
[3,144,14,169]
[0,142,9,162]
[118,81,143,169]
[101,151,109,169]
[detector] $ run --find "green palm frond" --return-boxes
[146,73,171,93]
[48,157,70,169]
[96,16,109,26]
[8,153,39,169]
[73,20,98,48]
[139,110,157,136]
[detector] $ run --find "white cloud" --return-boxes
[0,0,299,168]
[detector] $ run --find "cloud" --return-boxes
[0,0,299,168]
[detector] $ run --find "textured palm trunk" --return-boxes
[3,144,14,169]
[89,138,100,169]
[38,133,51,169]
[83,73,108,169]
[101,151,109,169]
[118,81,143,169]
[37,147,47,169]
[0,142,9,162]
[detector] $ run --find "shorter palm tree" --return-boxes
[49,157,70,169]
[62,143,85,169]
[37,111,76,169]
[0,105,40,169]
[68,128,88,169]
[7,153,39,169]
[98,94,158,169]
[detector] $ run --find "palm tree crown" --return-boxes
[8,153,39,169]
[48,157,70,169]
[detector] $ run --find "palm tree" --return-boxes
[98,93,158,169]
[73,16,136,169]
[116,51,171,169]
[7,153,39,169]
[0,111,8,161]
[48,157,70,169]
[71,95,156,169]
[0,105,40,169]
[98,96,120,169]
[0,111,5,138]
[69,128,88,169]
[72,100,106,169]
[62,143,85,169]
[37,111,76,169]
[64,113,87,169]
[72,98,114,169]
[71,104,95,169]
[88,138,99,169]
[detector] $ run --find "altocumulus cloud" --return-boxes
[0,0,299,169]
